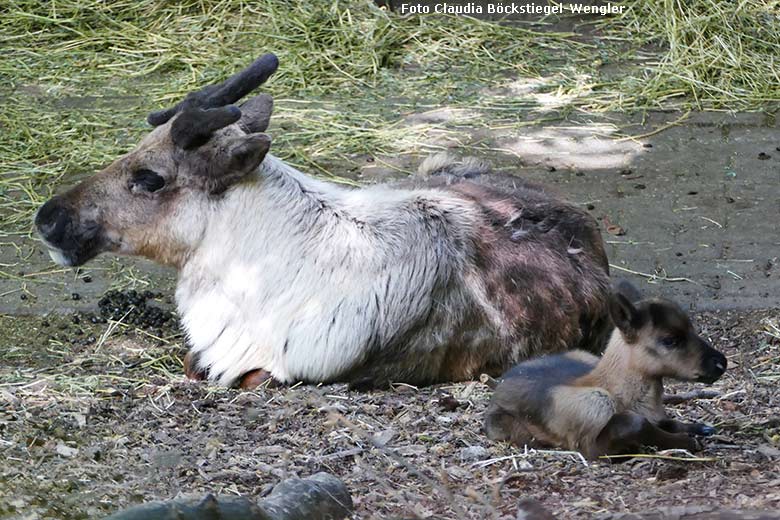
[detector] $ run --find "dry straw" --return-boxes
[1,0,778,235]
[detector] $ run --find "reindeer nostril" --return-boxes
[35,200,71,246]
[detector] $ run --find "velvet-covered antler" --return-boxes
[149,53,279,149]
[148,53,279,126]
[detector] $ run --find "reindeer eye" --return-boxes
[658,336,679,348]
[130,169,165,193]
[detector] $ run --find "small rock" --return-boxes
[757,445,780,459]
[656,464,688,481]
[459,445,489,462]
[372,429,396,448]
[516,498,555,519]
[435,415,454,425]
[438,395,462,412]
[56,443,79,458]
[758,152,771,160]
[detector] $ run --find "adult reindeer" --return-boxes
[35,54,612,389]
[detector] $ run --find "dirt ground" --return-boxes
[1,305,779,519]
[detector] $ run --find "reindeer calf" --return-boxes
[484,284,727,459]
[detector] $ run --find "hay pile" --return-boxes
[600,0,780,109]
[1,0,778,234]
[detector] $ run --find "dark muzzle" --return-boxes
[35,197,73,247]
[35,196,101,266]
[698,344,727,384]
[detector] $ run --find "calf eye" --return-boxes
[130,169,165,193]
[658,336,679,348]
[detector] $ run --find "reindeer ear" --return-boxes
[226,133,271,175]
[609,292,642,341]
[238,94,273,133]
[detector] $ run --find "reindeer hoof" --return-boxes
[238,369,281,390]
[183,351,207,381]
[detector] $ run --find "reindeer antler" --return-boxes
[147,53,279,127]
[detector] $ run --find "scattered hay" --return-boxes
[598,0,780,110]
[1,0,777,238]
[0,0,588,235]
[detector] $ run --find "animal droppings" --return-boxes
[98,290,175,331]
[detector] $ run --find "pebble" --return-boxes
[459,445,489,462]
[435,415,454,425]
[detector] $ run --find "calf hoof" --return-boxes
[183,351,207,381]
[238,369,281,390]
[691,424,716,436]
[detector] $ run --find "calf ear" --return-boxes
[614,279,642,303]
[238,94,273,133]
[609,292,641,341]
[226,133,271,176]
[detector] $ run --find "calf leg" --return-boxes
[484,405,535,447]
[484,406,514,442]
[656,418,716,436]
[591,412,698,458]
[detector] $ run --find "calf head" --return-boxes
[609,287,727,384]
[35,54,279,268]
